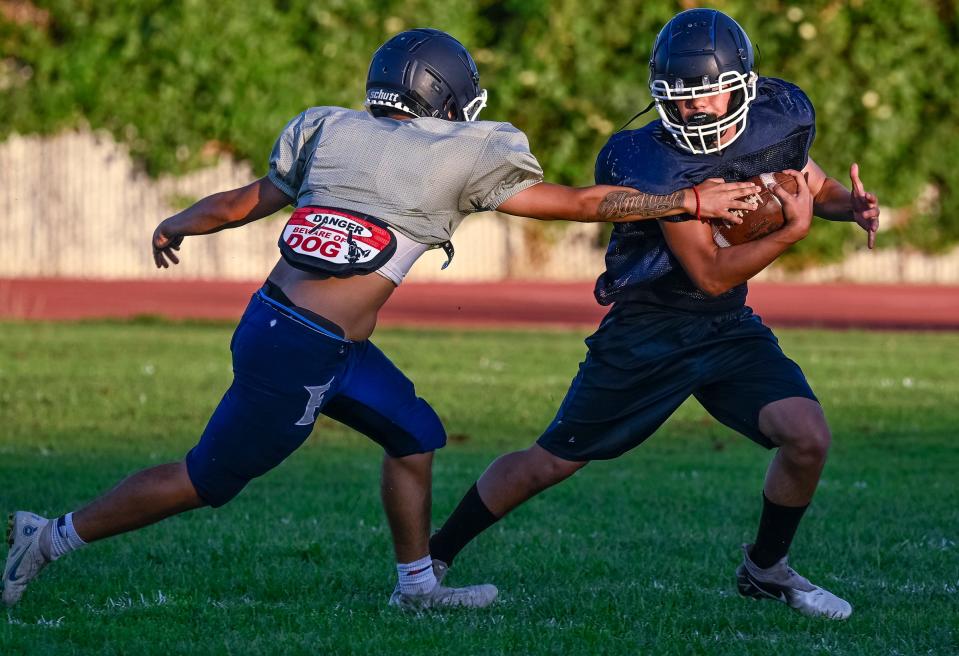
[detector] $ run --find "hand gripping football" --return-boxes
[712,172,799,247]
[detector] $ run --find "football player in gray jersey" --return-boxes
[4,29,758,610]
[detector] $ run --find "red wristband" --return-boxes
[692,186,703,223]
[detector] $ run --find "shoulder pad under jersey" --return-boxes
[753,77,816,131]
[595,124,696,195]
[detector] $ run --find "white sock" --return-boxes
[45,513,87,561]
[396,555,437,595]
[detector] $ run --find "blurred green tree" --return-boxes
[2,0,956,262]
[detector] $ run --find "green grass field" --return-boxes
[1,321,957,655]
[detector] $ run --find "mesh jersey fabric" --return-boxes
[594,78,816,312]
[268,107,544,245]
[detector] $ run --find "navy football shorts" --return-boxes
[186,290,446,507]
[537,303,817,462]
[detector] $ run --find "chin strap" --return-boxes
[617,101,655,132]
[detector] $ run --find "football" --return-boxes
[712,172,799,247]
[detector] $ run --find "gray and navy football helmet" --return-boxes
[366,28,487,122]
[649,9,758,154]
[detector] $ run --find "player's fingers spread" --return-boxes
[722,212,743,224]
[166,248,180,265]
[729,199,758,211]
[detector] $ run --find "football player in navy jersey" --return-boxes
[2,28,758,610]
[430,10,879,620]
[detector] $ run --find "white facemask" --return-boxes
[651,71,758,154]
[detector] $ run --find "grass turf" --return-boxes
[0,320,956,655]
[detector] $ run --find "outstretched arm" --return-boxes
[496,179,760,224]
[152,176,293,268]
[660,170,813,297]
[804,158,880,248]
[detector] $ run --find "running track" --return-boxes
[2,279,958,330]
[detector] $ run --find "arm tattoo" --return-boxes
[598,190,685,219]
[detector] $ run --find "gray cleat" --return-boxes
[388,559,497,609]
[736,543,852,620]
[432,558,451,585]
[3,511,51,607]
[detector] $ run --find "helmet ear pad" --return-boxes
[442,95,459,121]
[418,66,461,120]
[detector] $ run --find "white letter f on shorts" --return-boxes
[295,378,334,426]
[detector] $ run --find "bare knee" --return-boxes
[384,451,433,475]
[168,461,207,508]
[761,400,832,469]
[162,461,209,509]
[773,417,832,468]
[524,444,587,489]
[783,424,830,467]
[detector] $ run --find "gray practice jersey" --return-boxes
[268,107,544,245]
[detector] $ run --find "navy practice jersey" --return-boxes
[594,77,816,311]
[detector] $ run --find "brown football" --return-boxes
[712,172,799,247]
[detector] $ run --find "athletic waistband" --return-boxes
[258,281,349,342]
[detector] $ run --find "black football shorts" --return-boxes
[537,303,818,461]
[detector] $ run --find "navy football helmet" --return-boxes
[649,9,758,154]
[366,28,487,122]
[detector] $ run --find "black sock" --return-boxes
[749,493,809,569]
[429,483,499,566]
